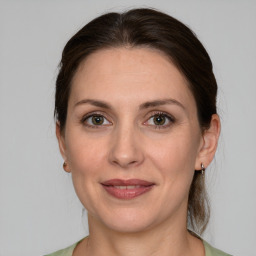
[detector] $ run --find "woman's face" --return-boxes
[57,47,211,233]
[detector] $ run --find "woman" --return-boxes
[47,8,231,256]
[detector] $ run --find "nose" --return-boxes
[108,124,144,169]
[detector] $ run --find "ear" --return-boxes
[56,121,67,161]
[195,114,221,170]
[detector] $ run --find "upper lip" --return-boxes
[101,179,155,186]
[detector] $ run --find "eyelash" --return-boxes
[81,111,175,129]
[81,112,111,129]
[144,111,175,129]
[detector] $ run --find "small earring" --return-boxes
[63,162,70,173]
[201,163,205,175]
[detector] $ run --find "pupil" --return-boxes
[92,116,103,125]
[154,115,165,125]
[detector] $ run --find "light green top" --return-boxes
[45,239,232,256]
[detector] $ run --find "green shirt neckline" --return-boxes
[46,238,232,256]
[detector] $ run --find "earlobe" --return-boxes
[56,122,67,160]
[195,114,221,170]
[56,122,72,173]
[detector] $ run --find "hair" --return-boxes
[55,8,217,235]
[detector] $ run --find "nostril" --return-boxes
[112,159,137,166]
[110,157,142,168]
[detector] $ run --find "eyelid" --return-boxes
[143,111,175,128]
[80,110,175,129]
[81,111,112,128]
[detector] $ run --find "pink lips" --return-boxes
[101,179,155,199]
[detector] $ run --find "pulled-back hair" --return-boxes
[55,8,217,234]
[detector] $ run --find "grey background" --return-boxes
[0,0,255,255]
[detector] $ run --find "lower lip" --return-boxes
[102,185,154,199]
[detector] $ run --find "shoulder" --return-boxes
[44,241,78,256]
[203,240,232,256]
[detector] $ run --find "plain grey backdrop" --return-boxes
[0,0,255,255]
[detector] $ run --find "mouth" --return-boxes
[101,179,155,200]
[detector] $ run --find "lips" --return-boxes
[101,179,155,199]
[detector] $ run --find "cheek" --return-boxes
[147,131,200,176]
[65,134,108,212]
[146,134,200,210]
[145,128,201,205]
[65,131,108,195]
[66,128,107,171]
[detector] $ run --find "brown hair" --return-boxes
[55,8,217,234]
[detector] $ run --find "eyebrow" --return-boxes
[74,99,112,109]
[139,99,185,110]
[74,98,185,110]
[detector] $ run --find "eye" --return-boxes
[144,112,174,128]
[82,114,111,128]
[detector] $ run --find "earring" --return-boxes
[63,162,70,173]
[201,163,205,175]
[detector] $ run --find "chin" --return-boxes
[106,220,153,234]
[96,208,159,234]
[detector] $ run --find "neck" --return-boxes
[83,213,202,256]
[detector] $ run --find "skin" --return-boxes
[56,47,220,256]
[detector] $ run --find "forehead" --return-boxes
[70,47,195,110]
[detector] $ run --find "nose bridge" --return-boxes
[109,118,143,168]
